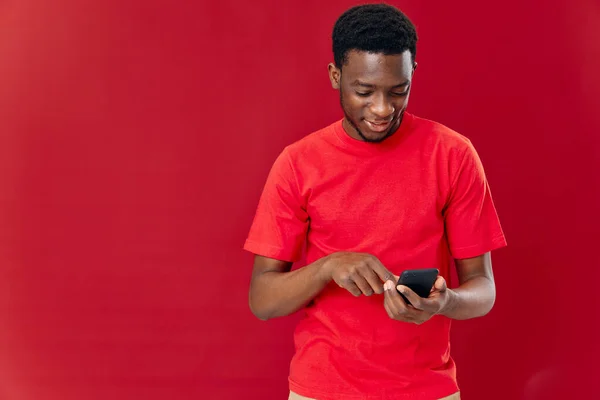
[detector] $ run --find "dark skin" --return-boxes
[330,50,416,143]
[249,50,496,322]
[249,252,396,320]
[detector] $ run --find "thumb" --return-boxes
[433,275,447,291]
[384,280,396,291]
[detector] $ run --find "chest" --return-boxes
[303,155,448,250]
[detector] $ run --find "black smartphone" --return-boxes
[396,268,439,305]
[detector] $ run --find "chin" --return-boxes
[360,126,393,142]
[362,132,390,143]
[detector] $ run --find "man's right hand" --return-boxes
[320,252,396,297]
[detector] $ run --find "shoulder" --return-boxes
[280,119,340,162]
[264,120,340,186]
[410,114,474,153]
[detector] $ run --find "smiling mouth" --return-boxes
[364,119,392,133]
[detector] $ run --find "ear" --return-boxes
[328,62,341,90]
[413,62,418,73]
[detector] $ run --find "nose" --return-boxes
[369,93,395,119]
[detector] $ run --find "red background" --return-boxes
[1,1,599,399]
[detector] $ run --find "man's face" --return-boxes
[328,50,415,143]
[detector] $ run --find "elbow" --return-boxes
[486,284,497,313]
[474,277,496,318]
[249,304,270,321]
[478,303,494,318]
[479,290,496,318]
[485,295,496,316]
[249,278,277,320]
[249,295,272,321]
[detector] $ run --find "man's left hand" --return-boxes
[383,275,453,324]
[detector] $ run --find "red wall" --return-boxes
[1,1,598,399]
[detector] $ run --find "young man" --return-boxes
[244,4,506,400]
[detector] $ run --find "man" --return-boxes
[243,4,506,400]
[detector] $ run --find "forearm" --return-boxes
[249,257,331,320]
[440,276,496,320]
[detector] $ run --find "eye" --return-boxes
[355,92,373,97]
[391,91,409,97]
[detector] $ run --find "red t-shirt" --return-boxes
[244,113,507,399]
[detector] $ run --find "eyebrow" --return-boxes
[352,80,410,88]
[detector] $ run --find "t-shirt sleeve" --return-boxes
[444,141,507,259]
[243,148,309,262]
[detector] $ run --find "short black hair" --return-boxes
[332,3,418,68]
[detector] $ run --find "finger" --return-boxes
[398,284,442,314]
[396,285,424,310]
[399,291,412,306]
[433,275,447,292]
[384,281,401,318]
[384,280,410,319]
[351,273,374,296]
[340,279,362,297]
[383,292,395,319]
[361,266,384,294]
[367,256,396,283]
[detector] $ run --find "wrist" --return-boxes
[315,255,334,284]
[439,288,458,317]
